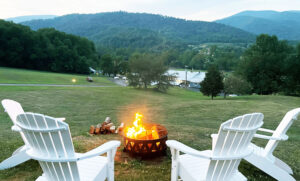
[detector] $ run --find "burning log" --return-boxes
[123,112,168,157]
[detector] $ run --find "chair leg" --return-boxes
[107,148,117,181]
[171,148,179,181]
[245,154,295,181]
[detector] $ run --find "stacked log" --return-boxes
[89,117,124,135]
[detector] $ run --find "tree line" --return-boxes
[0,20,99,74]
[200,34,300,98]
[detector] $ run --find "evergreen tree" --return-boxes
[200,65,224,100]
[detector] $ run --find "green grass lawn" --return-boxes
[0,70,299,181]
[0,67,115,85]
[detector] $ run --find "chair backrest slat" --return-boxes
[1,99,29,146]
[16,113,80,181]
[206,113,264,181]
[264,108,300,156]
[1,99,24,124]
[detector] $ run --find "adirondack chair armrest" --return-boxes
[254,133,288,141]
[11,125,21,132]
[55,117,65,122]
[166,140,213,160]
[258,128,275,133]
[76,141,120,161]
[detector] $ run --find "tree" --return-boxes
[238,34,292,94]
[100,54,114,76]
[282,44,300,95]
[127,53,171,91]
[224,75,252,98]
[200,65,224,100]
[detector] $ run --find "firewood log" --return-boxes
[95,124,101,134]
[116,122,124,134]
[110,126,116,133]
[104,117,111,124]
[105,123,114,130]
[89,125,95,134]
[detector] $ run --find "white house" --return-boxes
[167,70,206,88]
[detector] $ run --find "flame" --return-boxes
[125,113,159,140]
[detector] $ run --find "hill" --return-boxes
[216,10,300,40]
[5,15,57,23]
[0,20,98,74]
[21,12,255,50]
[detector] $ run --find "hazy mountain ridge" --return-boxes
[5,15,57,23]
[216,10,300,40]
[20,12,255,50]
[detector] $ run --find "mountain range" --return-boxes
[5,15,57,23]
[19,12,254,51]
[216,10,300,40]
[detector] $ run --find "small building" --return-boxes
[167,70,206,87]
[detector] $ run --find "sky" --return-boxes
[1,0,300,21]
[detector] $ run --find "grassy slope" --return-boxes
[0,70,299,181]
[0,67,115,85]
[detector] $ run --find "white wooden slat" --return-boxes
[212,120,233,156]
[53,162,66,181]
[221,116,243,155]
[205,159,217,181]
[19,114,41,153]
[211,117,242,180]
[39,161,54,180]
[16,114,35,149]
[222,159,235,180]
[26,113,48,157]
[224,114,259,179]
[213,160,225,180]
[45,116,79,181]
[214,117,243,180]
[231,114,252,154]
[47,162,60,181]
[69,162,80,181]
[34,114,52,157]
[57,121,76,158]
[241,113,262,151]
[232,114,263,175]
[45,116,67,159]
[61,162,73,181]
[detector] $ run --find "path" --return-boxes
[0,83,116,87]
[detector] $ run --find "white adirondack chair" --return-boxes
[0,99,65,169]
[3,112,120,181]
[167,113,264,181]
[243,108,300,181]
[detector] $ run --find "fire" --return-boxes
[125,113,159,140]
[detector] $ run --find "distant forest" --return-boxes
[0,20,98,74]
[20,12,256,70]
[22,12,255,52]
[1,13,299,95]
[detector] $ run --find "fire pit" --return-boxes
[123,113,168,157]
